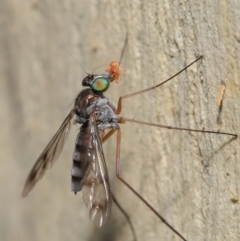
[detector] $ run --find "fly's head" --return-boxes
[82,73,111,93]
[82,62,124,93]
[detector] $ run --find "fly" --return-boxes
[22,35,237,241]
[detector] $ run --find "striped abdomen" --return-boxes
[71,121,92,193]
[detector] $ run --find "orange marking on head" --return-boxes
[95,79,103,88]
[105,61,124,83]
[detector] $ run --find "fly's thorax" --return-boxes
[74,87,120,130]
[74,88,101,123]
[94,98,120,131]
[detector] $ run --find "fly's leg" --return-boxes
[116,56,203,115]
[115,55,237,137]
[115,129,188,241]
[120,118,237,137]
[101,126,137,241]
[112,194,137,241]
[103,129,116,143]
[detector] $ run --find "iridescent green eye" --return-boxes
[92,78,110,92]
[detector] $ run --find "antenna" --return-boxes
[57,45,88,74]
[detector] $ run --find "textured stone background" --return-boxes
[1,0,240,241]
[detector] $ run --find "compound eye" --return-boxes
[92,77,110,92]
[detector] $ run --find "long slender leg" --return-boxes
[116,56,203,114]
[120,117,237,137]
[112,193,137,241]
[103,129,116,143]
[116,55,237,138]
[115,129,188,241]
[103,128,137,240]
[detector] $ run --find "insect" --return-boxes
[22,36,237,241]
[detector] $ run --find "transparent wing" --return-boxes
[22,109,75,197]
[81,114,112,228]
